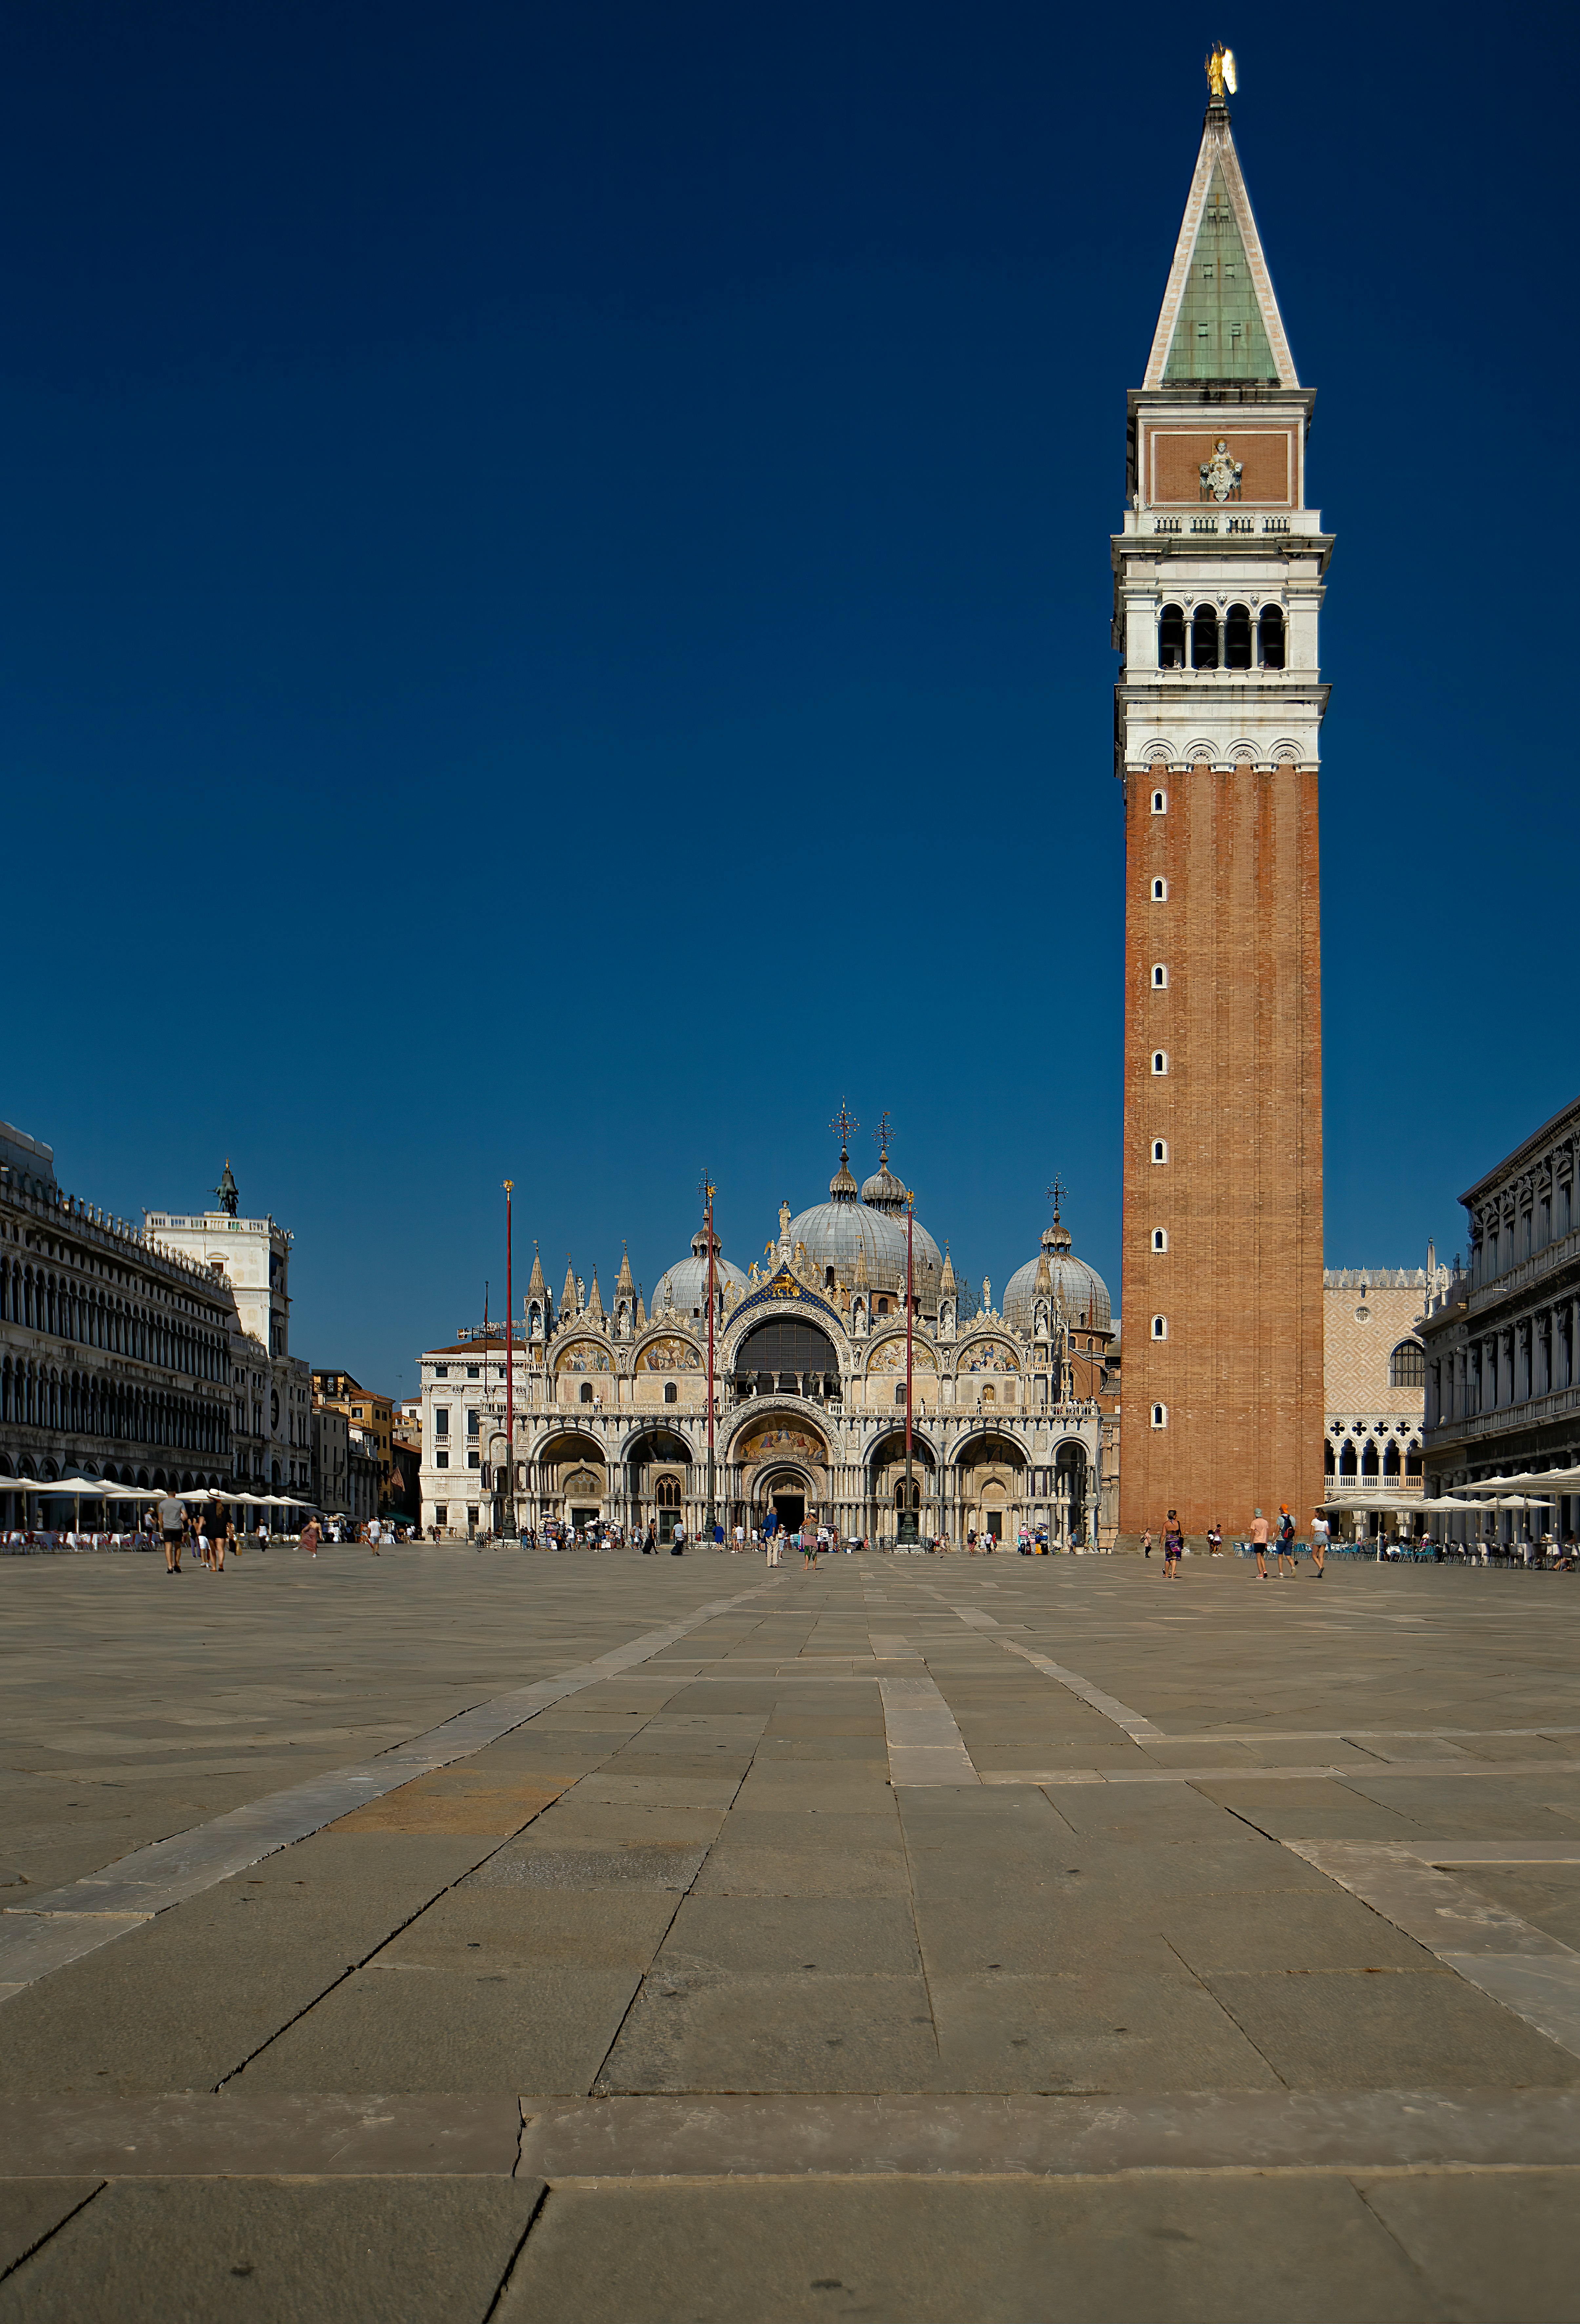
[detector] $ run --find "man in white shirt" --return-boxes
[157,1493,186,1575]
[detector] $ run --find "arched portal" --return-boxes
[866,1428,938,1541]
[625,1427,691,1537]
[1053,1439,1090,1549]
[762,1469,809,1535]
[952,1430,1027,1547]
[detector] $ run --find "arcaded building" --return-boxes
[417,1139,1113,1549]
[1115,78,1329,1541]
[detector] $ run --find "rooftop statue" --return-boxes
[1205,41,1236,101]
[213,1160,239,1218]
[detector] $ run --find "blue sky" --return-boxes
[4,0,1574,1397]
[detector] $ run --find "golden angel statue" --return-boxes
[1205,43,1237,101]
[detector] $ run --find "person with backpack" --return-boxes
[1276,1505,1299,1578]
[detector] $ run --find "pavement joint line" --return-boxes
[0,1578,783,1999]
[513,2088,1580,2178]
[980,1759,1580,1787]
[992,1638,1163,1739]
[1285,1838,1580,2063]
[878,1673,980,1787]
[7,2087,1580,2182]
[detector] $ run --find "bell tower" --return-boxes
[1115,70,1330,1543]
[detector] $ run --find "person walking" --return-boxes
[670,1522,685,1556]
[1163,1511,1183,1580]
[256,1518,269,1554]
[1206,1523,1223,1558]
[224,1516,239,1562]
[301,1516,321,1561]
[1250,1509,1270,1579]
[1142,1529,1153,1560]
[367,1518,381,1555]
[158,1489,186,1575]
[1276,1505,1298,1578]
[1310,1508,1330,1578]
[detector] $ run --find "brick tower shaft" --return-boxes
[1114,87,1330,1545]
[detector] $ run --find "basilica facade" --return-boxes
[416,1141,1114,1549]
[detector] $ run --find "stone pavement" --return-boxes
[3,1545,1580,2319]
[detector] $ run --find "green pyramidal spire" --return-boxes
[1162,167,1277,381]
[1145,102,1296,390]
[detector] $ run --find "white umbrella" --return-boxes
[1454,1470,1580,1495]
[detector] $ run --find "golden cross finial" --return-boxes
[873,1109,895,1158]
[1046,1176,1067,1221]
[830,1100,859,1154]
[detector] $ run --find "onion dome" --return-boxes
[787,1138,944,1313]
[652,1226,750,1321]
[1003,1204,1112,1337]
[861,1145,908,1215]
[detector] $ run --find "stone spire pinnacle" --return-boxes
[526,1243,547,1297]
[586,1269,604,1323]
[561,1258,577,1317]
[939,1243,957,1295]
[615,1245,634,1295]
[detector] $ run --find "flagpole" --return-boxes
[899,1188,918,1547]
[504,1181,515,1539]
[703,1173,716,1543]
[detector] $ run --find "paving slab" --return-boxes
[594,1968,941,2094]
[0,2174,542,2324]
[0,2179,102,2280]
[493,2173,1425,2324]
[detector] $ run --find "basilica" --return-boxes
[416,1137,1116,1549]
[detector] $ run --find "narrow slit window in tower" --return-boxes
[1152,963,1168,988]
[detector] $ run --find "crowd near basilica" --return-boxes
[416,1119,1118,1551]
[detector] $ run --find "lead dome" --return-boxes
[653,1227,750,1320]
[1002,1211,1111,1337]
[786,1143,943,1313]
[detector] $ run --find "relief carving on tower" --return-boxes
[1199,438,1243,501]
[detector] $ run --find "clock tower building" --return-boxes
[1114,83,1330,1543]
